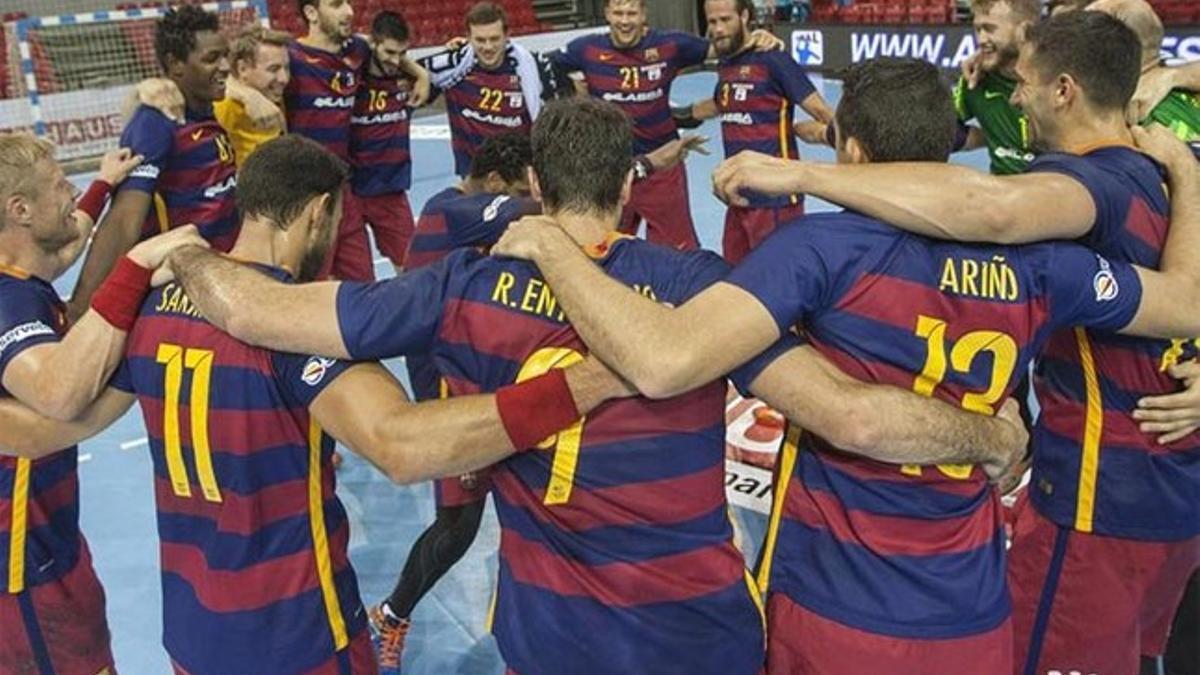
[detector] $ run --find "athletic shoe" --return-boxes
[369,603,411,674]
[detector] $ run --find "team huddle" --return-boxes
[0,0,1197,673]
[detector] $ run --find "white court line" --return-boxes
[120,437,148,450]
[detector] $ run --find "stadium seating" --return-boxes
[1149,0,1199,24]
[808,0,956,24]
[264,0,546,45]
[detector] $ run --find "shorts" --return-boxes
[1008,500,1200,675]
[320,187,376,283]
[0,543,114,675]
[618,163,700,251]
[723,202,805,265]
[357,191,415,267]
[765,593,1012,675]
[434,469,492,509]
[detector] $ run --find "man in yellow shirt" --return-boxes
[214,24,291,166]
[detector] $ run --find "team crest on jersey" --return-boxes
[644,47,660,61]
[302,356,337,386]
[739,66,752,76]
[1093,255,1119,302]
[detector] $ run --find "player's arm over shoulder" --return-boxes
[306,354,631,483]
[0,388,135,459]
[742,343,1027,476]
[168,246,349,358]
[788,158,1097,244]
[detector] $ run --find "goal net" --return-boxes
[2,0,269,164]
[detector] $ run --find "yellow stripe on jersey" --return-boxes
[778,100,800,206]
[8,458,31,594]
[154,192,170,234]
[308,420,349,650]
[1073,328,1104,533]
[756,424,801,595]
[744,568,766,638]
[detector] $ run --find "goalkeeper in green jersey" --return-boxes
[953,0,1038,175]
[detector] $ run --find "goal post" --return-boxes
[7,0,269,164]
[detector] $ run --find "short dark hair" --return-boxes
[155,5,220,71]
[466,1,507,29]
[835,58,956,162]
[469,133,532,183]
[1025,11,1141,112]
[532,98,633,214]
[372,10,410,43]
[236,135,349,228]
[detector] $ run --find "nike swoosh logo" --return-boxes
[191,129,204,141]
[984,91,1005,100]
[599,53,613,61]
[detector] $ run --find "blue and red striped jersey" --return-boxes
[715,50,815,208]
[405,188,539,272]
[424,57,533,177]
[110,266,368,674]
[1025,146,1199,540]
[0,270,82,594]
[336,237,766,674]
[350,72,414,196]
[403,187,537,405]
[554,30,710,155]
[725,212,1143,639]
[119,105,239,251]
[285,37,371,161]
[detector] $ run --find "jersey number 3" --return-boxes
[156,343,222,502]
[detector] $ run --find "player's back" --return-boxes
[121,105,239,251]
[1026,146,1198,540]
[432,238,764,674]
[115,267,369,674]
[743,210,1141,640]
[405,188,539,402]
[406,188,537,270]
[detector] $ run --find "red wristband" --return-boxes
[495,369,581,450]
[76,179,113,223]
[90,256,153,331]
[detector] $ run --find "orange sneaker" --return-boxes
[369,604,411,673]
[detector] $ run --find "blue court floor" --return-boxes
[59,73,993,673]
